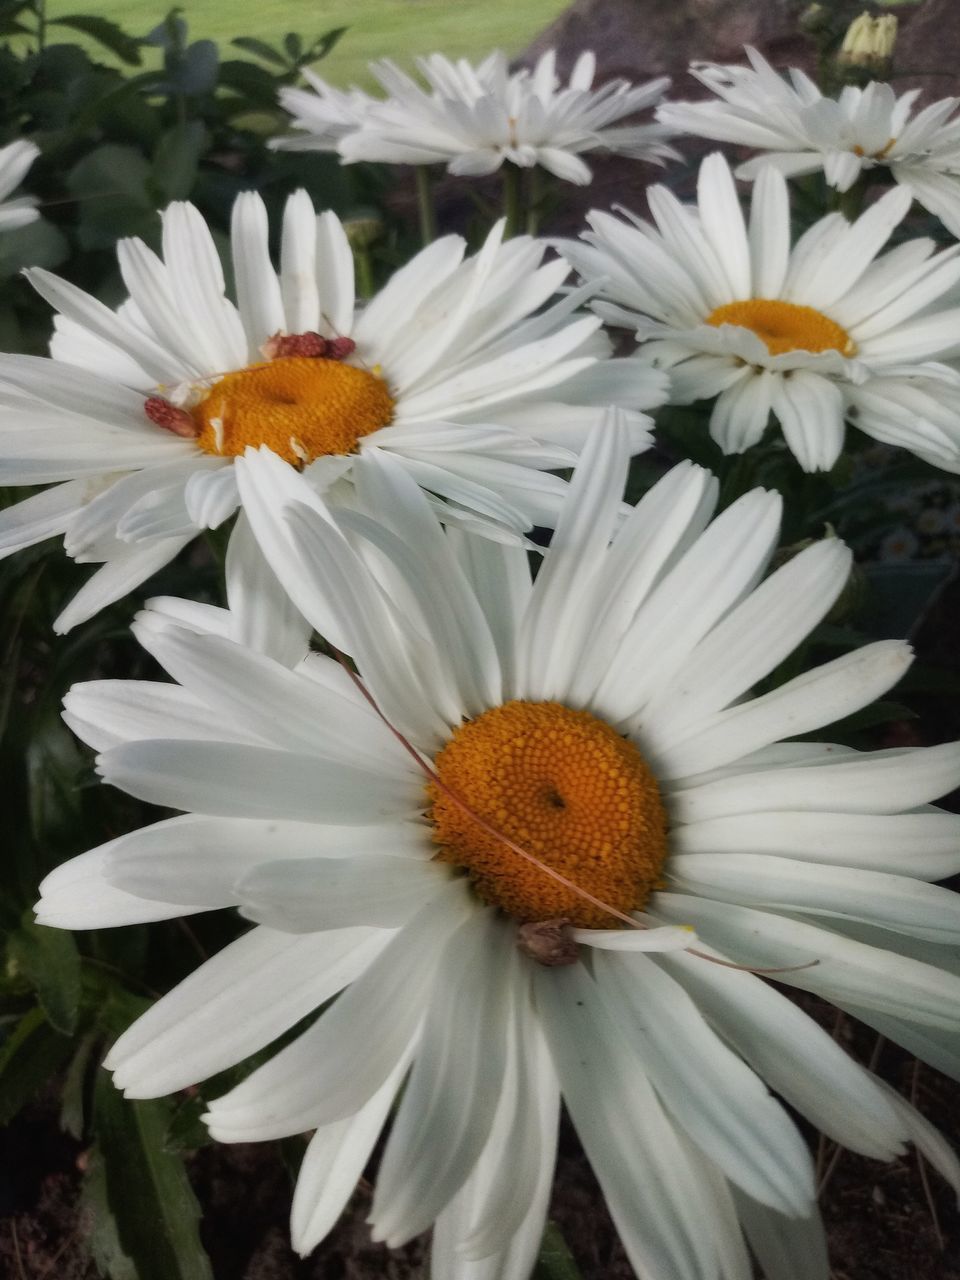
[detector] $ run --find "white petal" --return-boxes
[54,535,192,633]
[107,925,387,1097]
[661,946,907,1160]
[236,853,446,932]
[224,510,312,666]
[595,952,814,1213]
[96,738,417,823]
[370,911,516,1246]
[204,882,472,1140]
[35,836,195,929]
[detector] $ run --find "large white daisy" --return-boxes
[560,151,960,472]
[37,424,960,1278]
[0,190,663,631]
[275,49,679,184]
[0,138,40,230]
[657,46,960,238]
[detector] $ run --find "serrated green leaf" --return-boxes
[304,26,347,65]
[534,1222,582,1279]
[231,36,287,67]
[49,14,142,65]
[93,1074,214,1280]
[8,911,82,1035]
[0,1005,72,1125]
[83,1144,139,1280]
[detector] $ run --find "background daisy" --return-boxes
[0,189,663,631]
[37,424,960,1279]
[658,47,960,239]
[560,152,960,472]
[275,49,679,184]
[0,137,40,230]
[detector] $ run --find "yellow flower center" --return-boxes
[192,356,395,466]
[706,299,857,358]
[428,700,668,929]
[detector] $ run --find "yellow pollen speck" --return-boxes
[192,356,395,466]
[706,299,857,358]
[428,700,669,929]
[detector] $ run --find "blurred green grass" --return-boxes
[43,0,571,88]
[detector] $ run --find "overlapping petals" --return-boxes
[0,190,663,630]
[657,47,960,238]
[274,48,679,183]
[560,152,960,471]
[36,422,960,1278]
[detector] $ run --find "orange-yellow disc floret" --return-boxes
[429,700,669,929]
[192,355,395,465]
[706,298,857,358]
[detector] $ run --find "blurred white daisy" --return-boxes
[37,424,960,1277]
[560,152,960,472]
[658,47,960,238]
[0,190,662,631]
[275,49,679,184]
[0,138,40,230]
[273,69,376,153]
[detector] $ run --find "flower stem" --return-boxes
[502,162,523,238]
[837,173,870,223]
[415,165,438,246]
[525,165,545,236]
[354,246,375,300]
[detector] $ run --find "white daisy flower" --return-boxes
[276,49,679,184]
[0,190,663,632]
[560,151,960,472]
[0,138,40,230]
[37,423,960,1278]
[657,46,960,238]
[273,69,377,153]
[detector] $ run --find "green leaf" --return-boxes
[231,36,287,67]
[164,1091,213,1154]
[83,1144,139,1280]
[303,26,347,65]
[93,1074,214,1280]
[152,121,208,202]
[169,39,219,96]
[66,142,155,250]
[7,911,82,1035]
[49,14,142,65]
[0,1005,72,1125]
[60,1030,97,1139]
[534,1222,583,1279]
[25,709,87,849]
[0,216,69,280]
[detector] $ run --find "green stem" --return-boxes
[354,245,375,300]
[501,162,523,239]
[525,164,545,236]
[837,172,870,223]
[415,165,438,246]
[34,0,46,51]
[534,1222,582,1279]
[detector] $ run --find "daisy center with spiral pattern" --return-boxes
[428,700,669,929]
[192,355,395,466]
[707,299,857,358]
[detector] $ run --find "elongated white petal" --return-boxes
[204,882,472,1141]
[660,946,907,1160]
[107,925,387,1097]
[594,952,815,1213]
[370,910,515,1246]
[656,892,960,1028]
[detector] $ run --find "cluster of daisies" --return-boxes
[4,33,960,1280]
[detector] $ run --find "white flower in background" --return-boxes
[657,46,960,239]
[37,425,960,1278]
[0,190,663,632]
[273,69,377,152]
[560,152,960,472]
[0,138,40,230]
[274,49,679,184]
